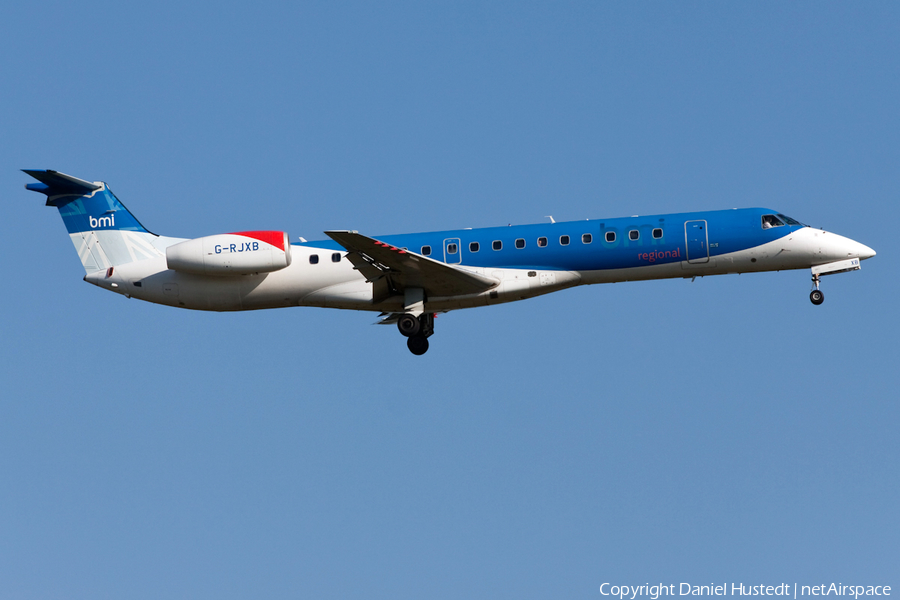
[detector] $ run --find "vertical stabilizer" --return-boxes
[24,169,165,273]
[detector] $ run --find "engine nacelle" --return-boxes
[166,231,292,276]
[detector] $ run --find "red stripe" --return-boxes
[230,231,286,251]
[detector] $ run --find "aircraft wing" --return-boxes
[325,230,499,297]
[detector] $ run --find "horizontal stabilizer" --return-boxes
[23,169,101,203]
[325,230,499,297]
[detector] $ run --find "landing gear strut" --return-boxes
[398,312,435,355]
[810,274,825,305]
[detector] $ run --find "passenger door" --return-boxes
[685,220,709,264]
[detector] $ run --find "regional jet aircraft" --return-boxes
[25,169,876,355]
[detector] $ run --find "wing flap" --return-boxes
[325,230,498,297]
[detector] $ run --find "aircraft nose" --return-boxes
[857,243,876,260]
[839,236,876,260]
[817,230,876,261]
[841,236,876,260]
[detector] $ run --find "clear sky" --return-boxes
[2,2,897,599]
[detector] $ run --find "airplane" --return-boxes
[24,169,876,355]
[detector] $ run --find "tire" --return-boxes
[397,313,421,337]
[407,335,429,355]
[810,290,824,305]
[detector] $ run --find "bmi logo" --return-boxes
[89,214,115,229]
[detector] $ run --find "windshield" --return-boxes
[761,214,785,229]
[777,213,806,226]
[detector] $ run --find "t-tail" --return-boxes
[24,169,167,273]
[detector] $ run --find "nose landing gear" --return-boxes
[810,273,824,305]
[397,312,435,355]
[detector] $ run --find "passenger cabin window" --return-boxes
[469,241,480,252]
[629,230,640,241]
[421,245,432,256]
[492,240,502,251]
[332,253,341,262]
[447,243,458,254]
[309,254,319,264]
[538,237,548,247]
[560,235,570,246]
[582,233,592,244]
[652,228,663,239]
[605,231,616,243]
[515,238,525,249]
[762,215,786,229]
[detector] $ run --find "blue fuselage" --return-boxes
[299,207,803,272]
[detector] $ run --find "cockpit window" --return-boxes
[777,213,805,226]
[761,215,785,229]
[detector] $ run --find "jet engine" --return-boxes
[166,231,292,276]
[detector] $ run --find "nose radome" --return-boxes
[857,243,876,260]
[837,234,876,260]
[819,231,876,261]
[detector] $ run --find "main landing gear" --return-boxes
[810,273,825,305]
[397,312,435,355]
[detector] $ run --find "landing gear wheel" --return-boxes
[407,334,429,355]
[810,290,824,305]
[397,313,421,337]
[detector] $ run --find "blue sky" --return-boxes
[2,2,897,599]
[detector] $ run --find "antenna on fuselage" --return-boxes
[545,216,555,223]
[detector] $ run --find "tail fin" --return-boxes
[24,169,165,273]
